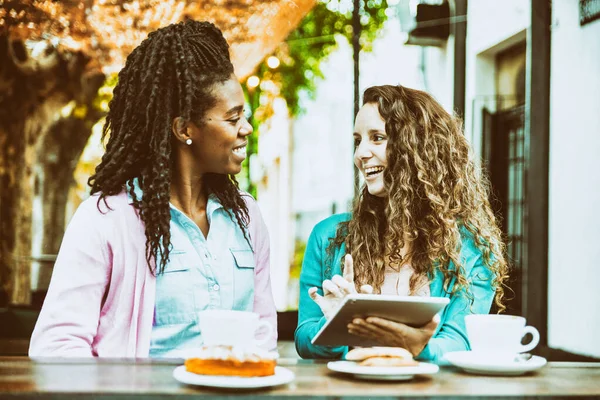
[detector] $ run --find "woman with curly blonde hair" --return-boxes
[295,84,508,363]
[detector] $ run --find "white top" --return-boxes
[381,264,430,297]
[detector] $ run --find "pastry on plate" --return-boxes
[184,345,278,377]
[345,346,419,367]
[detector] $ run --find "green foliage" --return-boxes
[290,239,307,279]
[279,0,388,116]
[244,0,388,117]
[94,73,118,114]
[239,0,388,193]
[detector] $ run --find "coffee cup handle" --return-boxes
[254,320,274,347]
[518,325,540,353]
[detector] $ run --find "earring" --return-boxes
[185,139,192,145]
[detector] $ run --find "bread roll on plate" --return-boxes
[346,347,419,367]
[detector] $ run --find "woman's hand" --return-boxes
[309,254,373,320]
[347,315,440,357]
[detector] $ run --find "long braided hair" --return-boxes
[327,85,509,311]
[88,20,250,275]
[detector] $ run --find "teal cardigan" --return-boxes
[294,213,495,364]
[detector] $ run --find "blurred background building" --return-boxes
[254,0,600,360]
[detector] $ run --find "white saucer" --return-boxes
[327,361,439,381]
[173,365,295,389]
[444,351,547,376]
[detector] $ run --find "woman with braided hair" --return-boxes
[295,85,508,363]
[29,20,277,357]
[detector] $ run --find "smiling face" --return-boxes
[353,103,388,197]
[186,75,253,175]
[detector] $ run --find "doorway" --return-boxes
[483,105,526,316]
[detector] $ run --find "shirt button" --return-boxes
[212,284,220,291]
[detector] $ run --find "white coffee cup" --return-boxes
[197,310,273,348]
[465,314,540,363]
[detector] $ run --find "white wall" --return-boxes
[362,17,453,112]
[291,34,355,240]
[421,38,453,112]
[255,98,294,310]
[464,0,530,158]
[547,0,600,358]
[360,19,427,92]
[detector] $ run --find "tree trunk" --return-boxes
[0,100,56,305]
[0,118,26,305]
[0,34,102,305]
[36,106,105,290]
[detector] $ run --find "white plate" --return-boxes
[173,365,295,389]
[327,361,439,381]
[444,351,547,376]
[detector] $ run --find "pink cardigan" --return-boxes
[29,191,277,357]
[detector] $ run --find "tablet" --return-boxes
[311,294,450,347]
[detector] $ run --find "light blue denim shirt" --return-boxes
[127,180,256,358]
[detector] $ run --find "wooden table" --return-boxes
[1,356,600,399]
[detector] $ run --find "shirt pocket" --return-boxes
[231,249,255,269]
[230,248,255,310]
[154,253,196,326]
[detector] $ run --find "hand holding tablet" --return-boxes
[310,293,448,348]
[308,255,449,351]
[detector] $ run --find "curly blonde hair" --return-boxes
[328,85,509,311]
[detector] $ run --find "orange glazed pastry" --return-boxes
[184,345,277,377]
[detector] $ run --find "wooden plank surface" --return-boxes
[0,339,29,356]
[1,357,600,399]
